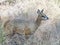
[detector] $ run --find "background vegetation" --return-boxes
[0,0,60,45]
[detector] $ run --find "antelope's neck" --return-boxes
[35,15,42,29]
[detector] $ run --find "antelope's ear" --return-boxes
[37,9,40,13]
[41,9,44,13]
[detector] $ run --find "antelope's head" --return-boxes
[37,9,49,20]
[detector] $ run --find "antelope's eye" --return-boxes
[42,16,44,17]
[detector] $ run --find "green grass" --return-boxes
[54,0,60,5]
[0,23,5,45]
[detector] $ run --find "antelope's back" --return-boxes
[11,18,37,34]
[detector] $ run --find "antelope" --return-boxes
[3,9,48,39]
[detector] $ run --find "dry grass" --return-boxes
[0,0,60,45]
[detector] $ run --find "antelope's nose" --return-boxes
[44,16,49,20]
[47,17,49,19]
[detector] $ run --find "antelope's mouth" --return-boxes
[42,15,49,20]
[44,17,49,20]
